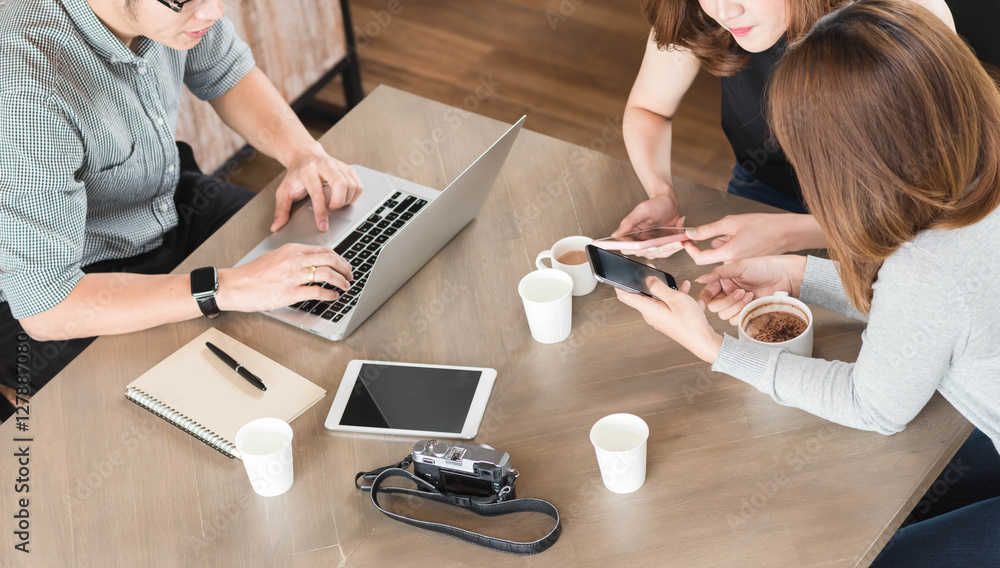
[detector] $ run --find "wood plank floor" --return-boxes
[227,0,736,193]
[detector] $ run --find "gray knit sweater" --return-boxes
[713,206,1000,451]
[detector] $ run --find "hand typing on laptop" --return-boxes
[234,116,526,341]
[270,143,365,233]
[216,244,354,313]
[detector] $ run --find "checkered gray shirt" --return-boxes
[0,0,255,319]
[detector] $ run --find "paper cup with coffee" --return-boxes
[535,235,597,296]
[737,291,813,357]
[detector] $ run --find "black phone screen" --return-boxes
[586,245,678,298]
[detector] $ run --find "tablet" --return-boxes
[323,360,498,439]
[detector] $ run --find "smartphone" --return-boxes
[586,244,678,299]
[591,226,691,251]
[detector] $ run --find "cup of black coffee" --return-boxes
[737,292,813,357]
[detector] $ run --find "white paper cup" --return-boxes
[518,269,573,344]
[235,417,294,497]
[590,413,649,494]
[535,235,597,296]
[737,291,814,357]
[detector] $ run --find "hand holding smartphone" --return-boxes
[586,244,678,300]
[591,227,691,251]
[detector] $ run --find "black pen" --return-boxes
[206,342,267,392]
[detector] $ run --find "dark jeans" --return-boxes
[0,142,253,414]
[870,429,1000,567]
[726,164,809,214]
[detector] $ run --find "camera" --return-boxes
[411,440,516,500]
[356,440,560,554]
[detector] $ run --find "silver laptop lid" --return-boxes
[338,116,525,338]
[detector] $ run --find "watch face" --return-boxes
[191,267,218,297]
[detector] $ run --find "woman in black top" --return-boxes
[618,0,954,266]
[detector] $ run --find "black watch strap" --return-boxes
[191,267,222,319]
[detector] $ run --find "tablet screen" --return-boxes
[339,363,482,433]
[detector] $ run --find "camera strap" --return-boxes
[355,457,561,555]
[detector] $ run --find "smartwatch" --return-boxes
[190,267,221,319]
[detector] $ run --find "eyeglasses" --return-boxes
[155,0,208,13]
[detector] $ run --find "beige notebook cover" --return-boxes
[125,328,326,459]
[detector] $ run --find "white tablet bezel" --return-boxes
[323,360,498,440]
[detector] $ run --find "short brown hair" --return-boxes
[768,0,1000,313]
[640,0,846,76]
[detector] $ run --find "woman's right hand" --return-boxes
[215,243,353,313]
[695,255,807,325]
[618,35,700,260]
[613,192,685,258]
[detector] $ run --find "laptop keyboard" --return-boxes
[291,191,428,323]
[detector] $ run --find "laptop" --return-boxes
[234,116,525,341]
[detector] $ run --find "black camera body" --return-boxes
[411,440,515,500]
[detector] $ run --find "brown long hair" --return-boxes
[641,0,845,76]
[768,0,1000,313]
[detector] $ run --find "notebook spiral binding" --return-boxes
[125,386,241,460]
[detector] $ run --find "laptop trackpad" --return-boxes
[276,208,357,248]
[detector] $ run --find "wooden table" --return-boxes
[1,87,972,567]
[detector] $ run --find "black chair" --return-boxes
[0,395,15,423]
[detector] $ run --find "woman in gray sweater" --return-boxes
[616,1,1000,563]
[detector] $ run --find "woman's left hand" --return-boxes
[682,213,824,265]
[615,277,724,364]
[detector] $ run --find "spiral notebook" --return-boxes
[125,328,326,460]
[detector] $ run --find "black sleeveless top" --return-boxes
[720,37,802,202]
